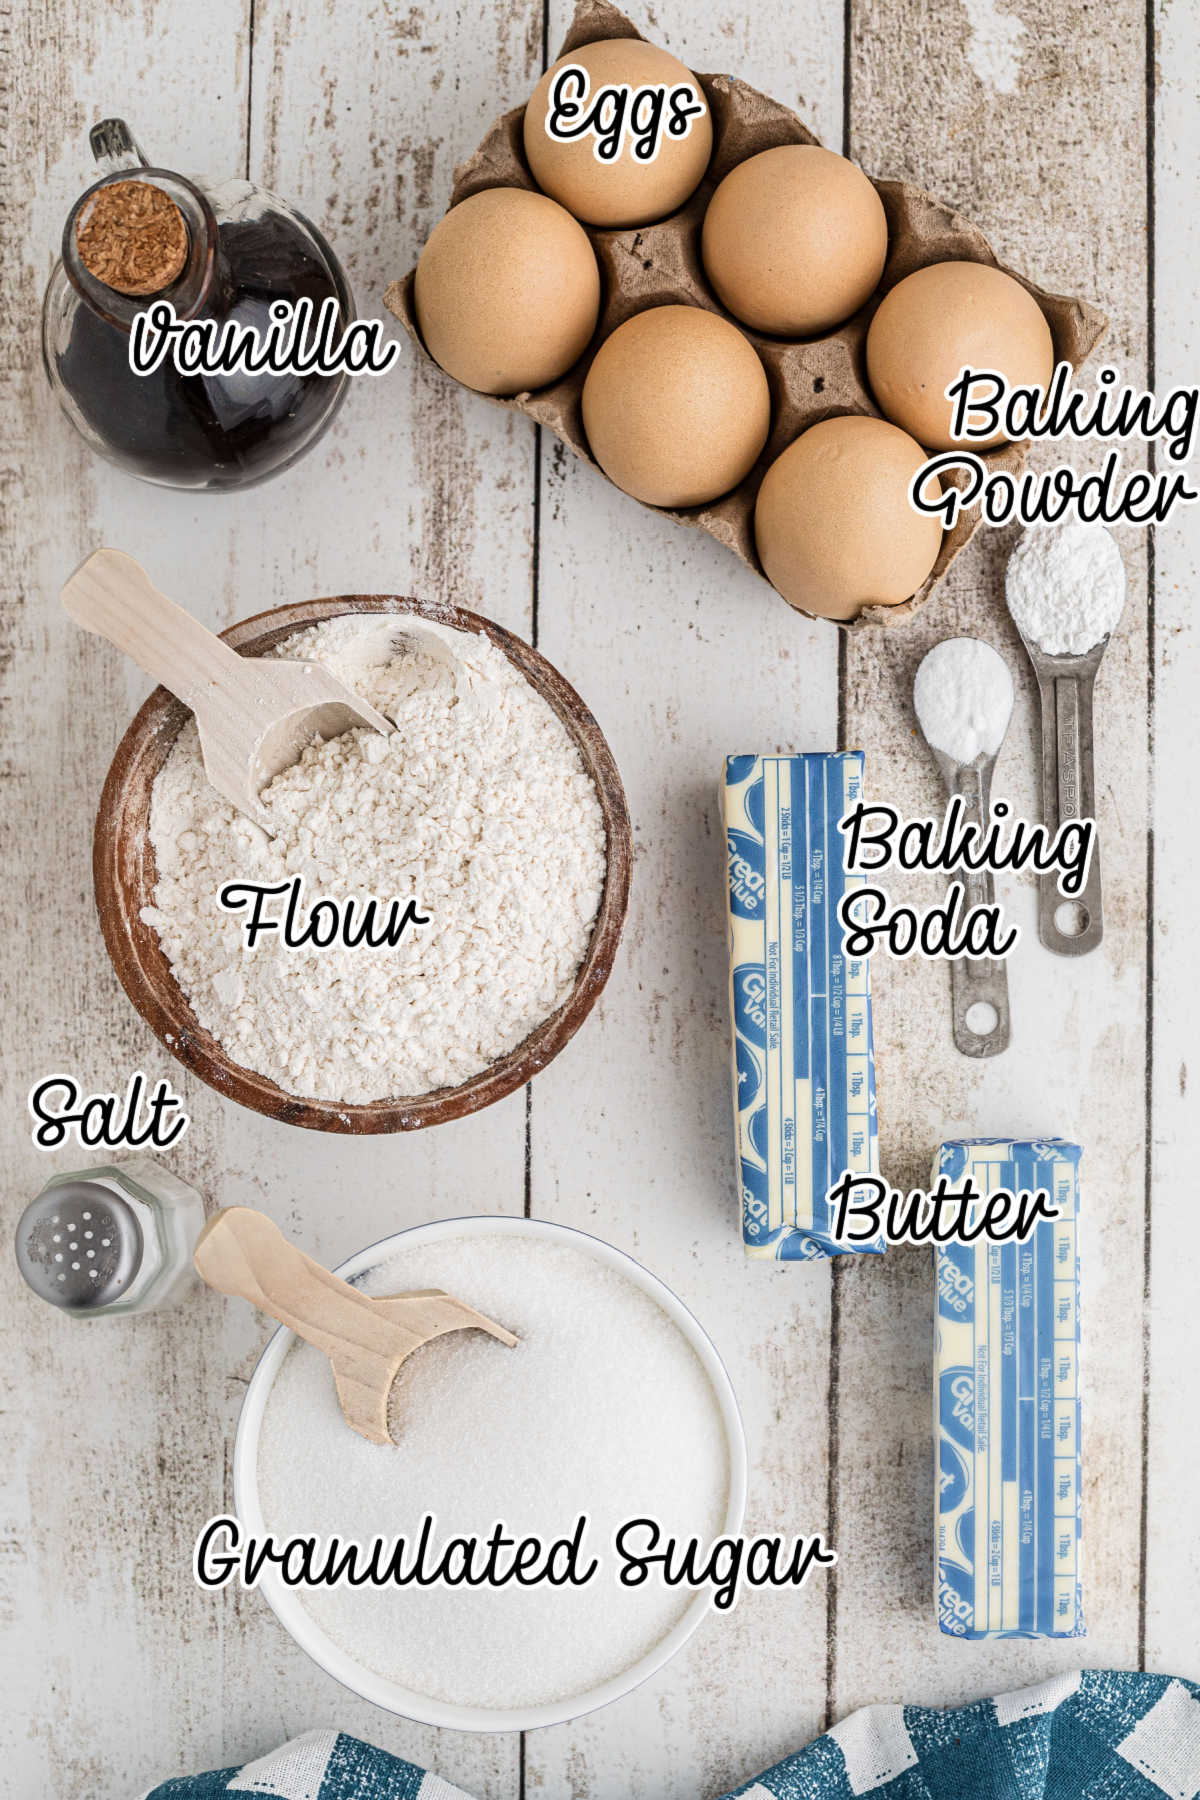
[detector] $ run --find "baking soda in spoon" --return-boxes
[913,637,1014,1058]
[913,637,1015,766]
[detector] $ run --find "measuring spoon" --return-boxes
[62,548,392,829]
[194,1207,518,1446]
[1006,632,1107,957]
[914,638,1014,1059]
[1004,524,1126,956]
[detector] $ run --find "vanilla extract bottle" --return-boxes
[42,119,353,490]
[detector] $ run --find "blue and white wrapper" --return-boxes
[723,752,881,1261]
[935,1138,1084,1640]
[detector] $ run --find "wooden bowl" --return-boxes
[94,595,632,1133]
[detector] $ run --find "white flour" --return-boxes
[142,614,606,1104]
[254,1230,730,1711]
[913,636,1014,765]
[1005,523,1127,654]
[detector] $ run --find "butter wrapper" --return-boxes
[935,1138,1084,1640]
[723,752,881,1261]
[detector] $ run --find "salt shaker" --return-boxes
[14,1155,206,1317]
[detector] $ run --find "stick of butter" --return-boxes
[935,1137,1084,1639]
[723,752,881,1260]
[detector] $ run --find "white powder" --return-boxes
[913,637,1014,765]
[1005,523,1127,655]
[962,0,1027,94]
[254,1231,731,1711]
[142,615,606,1104]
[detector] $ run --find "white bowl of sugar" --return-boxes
[233,1215,748,1732]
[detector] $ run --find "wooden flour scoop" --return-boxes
[62,549,391,828]
[195,1207,519,1445]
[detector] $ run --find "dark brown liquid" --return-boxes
[59,210,351,491]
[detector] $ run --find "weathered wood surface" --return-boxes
[836,0,1153,1715]
[1145,0,1200,1680]
[0,0,1191,1794]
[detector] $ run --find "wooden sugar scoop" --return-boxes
[62,548,391,829]
[194,1207,519,1445]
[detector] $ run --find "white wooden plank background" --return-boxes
[1,0,1194,1794]
[1145,0,1200,1679]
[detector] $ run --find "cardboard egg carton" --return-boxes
[385,0,1107,628]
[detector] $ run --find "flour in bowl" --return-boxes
[141,614,607,1104]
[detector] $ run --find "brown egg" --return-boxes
[701,145,888,337]
[413,188,600,396]
[582,306,771,509]
[523,39,713,229]
[754,415,943,621]
[866,261,1055,450]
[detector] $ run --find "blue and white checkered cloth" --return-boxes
[143,1670,1200,1799]
[724,1672,1200,1800]
[139,1733,473,1800]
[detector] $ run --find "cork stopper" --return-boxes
[75,179,189,297]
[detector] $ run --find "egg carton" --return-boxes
[385,0,1108,629]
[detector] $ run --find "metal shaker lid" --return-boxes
[15,1179,143,1310]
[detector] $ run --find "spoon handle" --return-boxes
[1031,667,1104,955]
[194,1206,415,1358]
[61,548,245,714]
[950,764,1011,1058]
[195,1208,519,1448]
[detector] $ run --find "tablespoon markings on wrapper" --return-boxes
[913,637,1015,1058]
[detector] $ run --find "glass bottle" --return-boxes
[14,1155,206,1317]
[42,119,353,491]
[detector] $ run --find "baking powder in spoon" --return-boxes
[1005,522,1127,654]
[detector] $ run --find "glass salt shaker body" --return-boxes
[14,1155,206,1318]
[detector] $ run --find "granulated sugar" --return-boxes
[142,615,606,1103]
[254,1231,731,1711]
[1005,523,1127,655]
